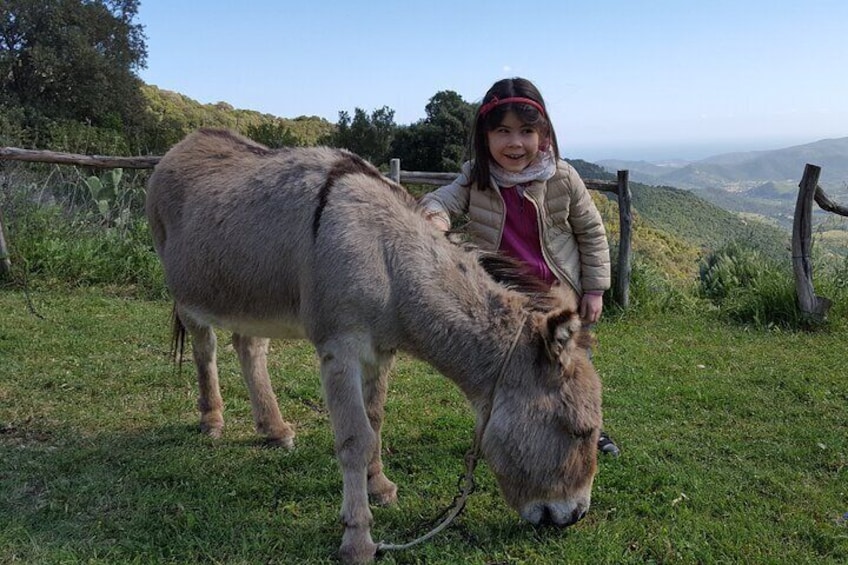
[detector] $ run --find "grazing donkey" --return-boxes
[146,129,603,564]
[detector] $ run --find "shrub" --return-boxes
[6,203,165,297]
[610,257,698,316]
[2,166,166,299]
[814,254,848,325]
[699,241,768,301]
[698,241,810,329]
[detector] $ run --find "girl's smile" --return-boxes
[487,111,542,173]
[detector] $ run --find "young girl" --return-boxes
[420,77,620,456]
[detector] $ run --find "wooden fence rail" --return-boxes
[0,147,161,169]
[0,148,632,309]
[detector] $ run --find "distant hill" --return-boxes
[598,138,848,233]
[566,158,791,275]
[627,182,790,262]
[599,137,848,192]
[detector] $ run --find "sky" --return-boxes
[137,0,848,162]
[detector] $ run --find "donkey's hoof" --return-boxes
[339,528,378,565]
[265,435,295,450]
[200,423,223,439]
[368,474,398,506]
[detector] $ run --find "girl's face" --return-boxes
[486,111,543,173]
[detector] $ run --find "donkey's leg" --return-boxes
[318,337,378,565]
[180,313,224,438]
[363,350,397,506]
[232,334,295,449]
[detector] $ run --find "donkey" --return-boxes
[145,128,603,564]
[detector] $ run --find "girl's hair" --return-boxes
[468,77,560,191]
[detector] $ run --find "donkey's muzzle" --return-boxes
[521,500,588,527]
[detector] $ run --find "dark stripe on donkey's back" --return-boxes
[312,152,393,238]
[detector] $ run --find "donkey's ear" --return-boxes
[540,309,583,362]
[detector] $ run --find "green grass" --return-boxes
[1,288,847,564]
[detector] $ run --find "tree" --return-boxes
[0,0,148,131]
[326,106,396,165]
[246,121,300,148]
[390,90,474,172]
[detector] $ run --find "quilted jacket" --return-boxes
[420,159,611,295]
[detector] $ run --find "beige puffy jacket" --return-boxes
[420,159,611,295]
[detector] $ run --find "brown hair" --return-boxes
[467,77,560,191]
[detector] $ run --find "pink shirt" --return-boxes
[498,185,557,286]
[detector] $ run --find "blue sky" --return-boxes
[138,1,847,161]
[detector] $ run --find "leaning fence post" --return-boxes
[792,163,830,319]
[615,170,632,309]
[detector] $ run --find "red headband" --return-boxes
[478,96,546,117]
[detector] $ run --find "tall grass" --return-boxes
[697,241,848,330]
[1,162,166,298]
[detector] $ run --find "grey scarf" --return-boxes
[489,147,557,188]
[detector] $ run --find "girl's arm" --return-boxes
[565,168,611,294]
[419,163,474,229]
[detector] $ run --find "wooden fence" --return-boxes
[0,147,632,308]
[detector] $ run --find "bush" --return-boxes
[2,166,166,299]
[6,203,165,298]
[698,241,768,301]
[615,257,698,316]
[698,242,810,329]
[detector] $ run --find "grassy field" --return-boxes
[1,287,846,564]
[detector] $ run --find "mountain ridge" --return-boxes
[598,137,848,192]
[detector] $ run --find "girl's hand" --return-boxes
[580,293,604,324]
[427,215,450,232]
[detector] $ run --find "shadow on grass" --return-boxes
[2,420,345,562]
[1,418,545,563]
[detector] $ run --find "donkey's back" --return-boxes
[146,128,419,340]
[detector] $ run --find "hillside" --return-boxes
[598,138,848,239]
[629,183,790,260]
[569,159,791,268]
[140,85,336,150]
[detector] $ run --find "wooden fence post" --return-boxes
[389,159,401,184]
[792,163,831,319]
[615,170,632,309]
[0,163,10,276]
[0,211,10,277]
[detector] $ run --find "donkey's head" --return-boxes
[480,296,602,527]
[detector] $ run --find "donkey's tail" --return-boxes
[170,303,187,370]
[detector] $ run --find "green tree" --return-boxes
[325,106,396,165]
[246,120,300,148]
[390,90,474,172]
[0,0,147,132]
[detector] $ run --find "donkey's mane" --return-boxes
[471,247,566,313]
